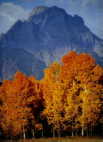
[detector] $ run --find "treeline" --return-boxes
[0,51,103,139]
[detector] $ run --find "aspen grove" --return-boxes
[0,51,103,138]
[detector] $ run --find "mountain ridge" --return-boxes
[30,6,48,17]
[0,6,103,80]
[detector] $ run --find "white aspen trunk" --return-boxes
[72,120,74,137]
[41,129,43,137]
[75,130,77,136]
[10,136,12,142]
[81,127,84,136]
[23,131,26,140]
[90,125,91,136]
[53,127,55,138]
[91,126,92,136]
[82,103,85,137]
[86,129,88,136]
[58,130,61,138]
[32,129,35,138]
[92,126,93,136]
[23,126,26,140]
[72,131,74,137]
[89,128,90,136]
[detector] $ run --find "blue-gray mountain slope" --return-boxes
[0,6,103,80]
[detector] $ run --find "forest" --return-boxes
[0,51,103,139]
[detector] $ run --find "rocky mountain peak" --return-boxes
[0,6,103,80]
[30,6,48,17]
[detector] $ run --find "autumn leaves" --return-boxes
[0,51,103,138]
[42,51,103,136]
[0,72,43,137]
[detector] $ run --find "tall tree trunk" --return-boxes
[72,121,74,137]
[32,129,35,138]
[81,127,84,136]
[53,127,55,138]
[10,136,13,142]
[41,129,43,137]
[86,129,88,136]
[72,130,74,137]
[75,130,78,136]
[57,129,61,138]
[91,125,92,136]
[23,126,26,140]
[23,132,26,140]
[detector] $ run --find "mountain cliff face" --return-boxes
[0,6,103,80]
[0,48,46,80]
[30,6,48,17]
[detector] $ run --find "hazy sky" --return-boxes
[0,0,103,39]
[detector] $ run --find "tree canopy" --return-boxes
[0,51,103,138]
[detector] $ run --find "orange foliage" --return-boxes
[0,51,103,137]
[42,51,103,133]
[0,72,43,136]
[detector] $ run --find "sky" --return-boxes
[0,0,103,39]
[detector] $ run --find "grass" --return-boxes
[2,137,103,142]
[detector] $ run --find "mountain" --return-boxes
[30,6,48,17]
[0,47,46,80]
[0,6,103,80]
